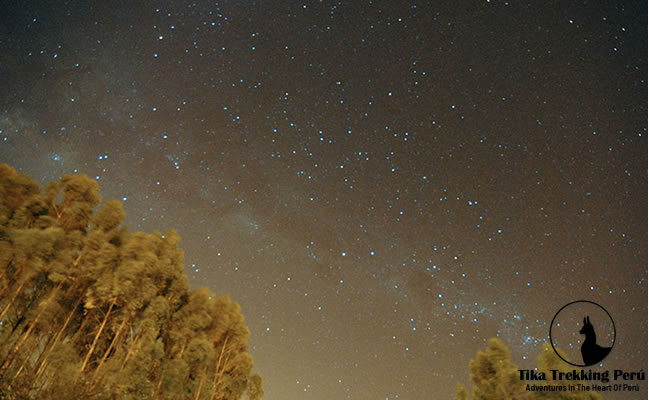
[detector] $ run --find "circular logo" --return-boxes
[549,300,615,367]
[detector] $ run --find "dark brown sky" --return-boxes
[1,1,646,398]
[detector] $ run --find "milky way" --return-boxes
[1,1,646,399]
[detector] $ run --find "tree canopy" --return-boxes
[455,338,602,400]
[0,164,263,400]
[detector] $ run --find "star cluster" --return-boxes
[0,1,646,399]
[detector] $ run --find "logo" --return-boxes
[549,300,615,367]
[519,300,643,394]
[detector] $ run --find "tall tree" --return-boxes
[0,164,263,399]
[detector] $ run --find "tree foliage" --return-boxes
[0,164,263,399]
[455,338,602,400]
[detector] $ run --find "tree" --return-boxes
[246,374,264,400]
[0,164,262,399]
[454,384,470,400]
[534,344,602,400]
[455,338,603,400]
[468,338,527,400]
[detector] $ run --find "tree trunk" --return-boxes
[0,282,57,374]
[91,314,128,385]
[0,278,27,322]
[210,336,230,400]
[52,201,62,219]
[195,375,205,400]
[153,368,165,398]
[12,333,45,381]
[0,259,14,297]
[31,294,82,379]
[79,298,115,375]
[73,247,86,267]
[33,360,48,383]
[0,258,12,282]
[179,340,187,358]
[4,309,41,364]
[119,325,145,372]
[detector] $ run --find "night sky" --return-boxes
[0,1,646,399]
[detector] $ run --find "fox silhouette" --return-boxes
[579,316,611,365]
